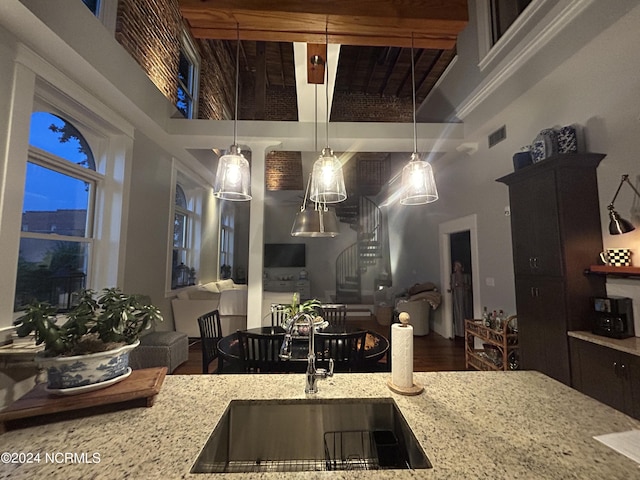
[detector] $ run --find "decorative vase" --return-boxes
[36,340,139,392]
[558,125,578,153]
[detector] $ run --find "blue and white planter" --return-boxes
[36,340,139,390]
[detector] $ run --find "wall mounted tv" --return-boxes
[264,243,306,268]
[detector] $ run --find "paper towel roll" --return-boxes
[391,323,413,388]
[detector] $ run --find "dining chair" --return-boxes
[197,309,223,374]
[270,303,289,327]
[320,304,348,331]
[237,330,286,373]
[314,330,367,372]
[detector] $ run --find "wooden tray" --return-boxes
[0,367,167,433]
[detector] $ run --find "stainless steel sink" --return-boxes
[191,398,432,473]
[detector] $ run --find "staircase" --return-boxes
[335,196,391,304]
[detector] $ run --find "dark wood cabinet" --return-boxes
[497,154,607,386]
[570,337,640,419]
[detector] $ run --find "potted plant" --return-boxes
[13,288,163,392]
[280,293,322,334]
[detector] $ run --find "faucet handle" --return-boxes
[327,358,334,377]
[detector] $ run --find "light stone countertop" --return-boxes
[568,330,640,357]
[1,371,639,479]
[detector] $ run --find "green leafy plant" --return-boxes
[282,292,321,319]
[13,288,163,357]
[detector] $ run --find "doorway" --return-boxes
[449,231,473,338]
[438,215,481,339]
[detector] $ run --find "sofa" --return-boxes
[171,279,248,338]
[395,281,441,336]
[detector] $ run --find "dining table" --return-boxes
[216,325,390,373]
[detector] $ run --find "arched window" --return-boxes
[172,184,195,288]
[15,112,101,311]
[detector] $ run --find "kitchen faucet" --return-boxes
[279,312,334,393]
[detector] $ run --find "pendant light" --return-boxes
[291,175,340,237]
[213,25,251,201]
[309,28,347,204]
[291,85,340,237]
[400,35,438,206]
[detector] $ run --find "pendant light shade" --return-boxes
[213,25,251,201]
[309,28,347,205]
[400,34,438,206]
[291,205,340,237]
[400,153,438,205]
[291,173,340,237]
[213,145,251,201]
[309,148,346,203]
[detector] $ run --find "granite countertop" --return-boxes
[1,371,639,479]
[568,330,640,357]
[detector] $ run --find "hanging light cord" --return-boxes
[233,23,240,147]
[325,24,330,148]
[314,85,318,151]
[411,33,417,154]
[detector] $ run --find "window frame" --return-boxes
[219,203,235,277]
[177,30,201,119]
[16,114,104,311]
[168,165,203,292]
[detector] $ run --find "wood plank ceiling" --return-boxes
[180,0,468,122]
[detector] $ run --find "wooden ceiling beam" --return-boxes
[180,0,468,49]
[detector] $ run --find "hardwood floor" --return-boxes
[173,315,466,375]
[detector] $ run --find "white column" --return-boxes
[244,141,280,329]
[0,62,35,327]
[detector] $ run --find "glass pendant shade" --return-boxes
[400,153,439,205]
[213,145,251,201]
[291,205,340,237]
[309,148,347,204]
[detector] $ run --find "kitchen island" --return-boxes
[1,371,638,479]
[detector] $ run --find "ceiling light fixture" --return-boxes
[291,84,340,237]
[309,28,347,204]
[213,24,251,201]
[400,34,438,206]
[608,174,640,234]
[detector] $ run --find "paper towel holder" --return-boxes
[387,313,425,395]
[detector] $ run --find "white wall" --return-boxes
[415,2,640,334]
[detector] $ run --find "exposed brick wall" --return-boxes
[331,91,412,122]
[115,0,182,105]
[239,84,298,121]
[197,39,235,120]
[115,0,235,120]
[266,152,303,191]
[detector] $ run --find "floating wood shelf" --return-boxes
[585,265,640,279]
[0,367,167,433]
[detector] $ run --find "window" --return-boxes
[220,204,234,279]
[490,0,533,45]
[15,112,101,311]
[172,184,195,288]
[82,0,100,16]
[177,33,200,119]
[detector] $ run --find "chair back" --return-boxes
[197,309,222,374]
[270,303,289,327]
[314,330,367,372]
[320,304,347,331]
[237,330,286,373]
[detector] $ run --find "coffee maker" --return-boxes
[592,296,635,338]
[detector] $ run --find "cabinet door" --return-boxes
[509,173,563,277]
[625,353,640,419]
[571,339,626,413]
[515,277,570,384]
